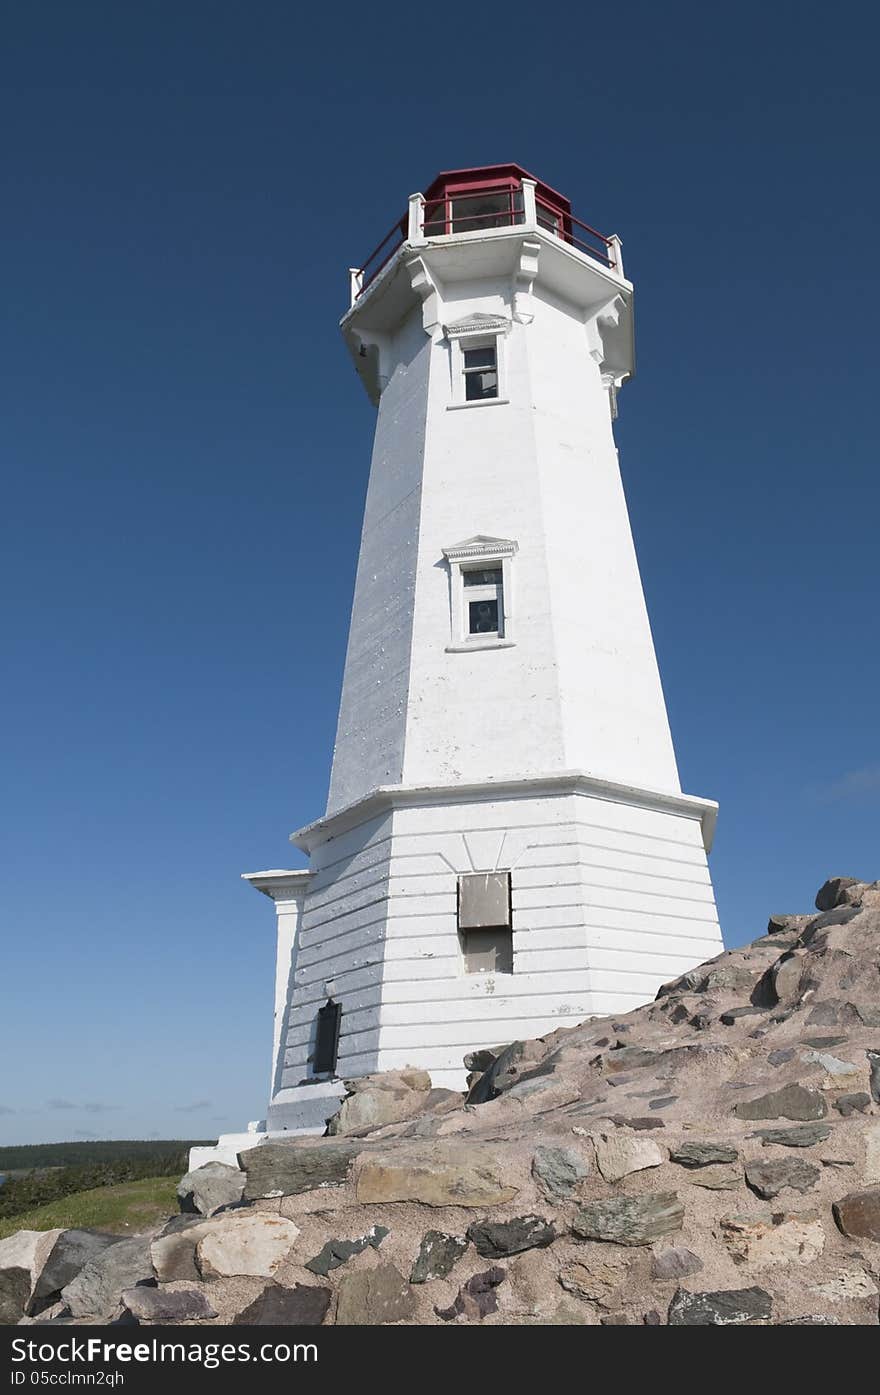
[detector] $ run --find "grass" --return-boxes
[0,1176,177,1240]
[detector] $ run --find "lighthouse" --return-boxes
[244,165,724,1137]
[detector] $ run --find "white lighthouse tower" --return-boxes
[245,165,724,1136]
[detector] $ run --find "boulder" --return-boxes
[196,1213,301,1279]
[668,1286,772,1325]
[744,1158,821,1199]
[410,1231,469,1284]
[593,1131,664,1183]
[572,1193,684,1247]
[355,1144,517,1207]
[235,1283,331,1325]
[120,1287,217,1322]
[150,1218,211,1283]
[31,1230,122,1313]
[62,1237,154,1319]
[177,1162,245,1217]
[0,1231,61,1324]
[466,1216,555,1259]
[815,877,864,911]
[733,1083,828,1121]
[335,1263,417,1325]
[305,1226,388,1276]
[531,1145,588,1201]
[241,1141,360,1200]
[832,1188,880,1242]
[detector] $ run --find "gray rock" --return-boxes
[31,1231,122,1313]
[801,1035,848,1048]
[466,1215,555,1258]
[733,1083,828,1121]
[834,1092,871,1117]
[868,1050,880,1103]
[572,1193,684,1247]
[832,1189,880,1241]
[305,1225,388,1276]
[767,1048,796,1066]
[720,1007,766,1025]
[815,877,862,911]
[754,1123,831,1147]
[240,1141,360,1200]
[650,1247,704,1280]
[62,1237,154,1319]
[767,914,812,935]
[649,1095,678,1109]
[608,1115,665,1130]
[531,1145,588,1201]
[436,1266,506,1321]
[744,1157,821,1199]
[668,1286,772,1325]
[410,1231,469,1284]
[668,1142,739,1168]
[121,1287,217,1322]
[236,1283,331,1325]
[466,1041,525,1103]
[0,1266,31,1325]
[335,1263,417,1325]
[150,1220,209,1283]
[177,1161,245,1217]
[856,1006,880,1027]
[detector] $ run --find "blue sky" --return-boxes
[2,3,877,1145]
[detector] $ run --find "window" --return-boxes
[442,535,518,651]
[312,998,341,1075]
[463,565,503,636]
[462,344,498,401]
[458,872,513,975]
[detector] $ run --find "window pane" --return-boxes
[465,370,498,401]
[462,567,502,587]
[463,346,496,370]
[469,597,499,634]
[462,928,513,974]
[451,192,511,233]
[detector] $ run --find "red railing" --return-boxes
[354,182,616,298]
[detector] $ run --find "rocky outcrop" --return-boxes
[6,873,880,1326]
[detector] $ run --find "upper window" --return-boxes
[462,344,498,401]
[463,565,503,636]
[441,535,518,651]
[458,871,513,975]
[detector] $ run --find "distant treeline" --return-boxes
[0,1141,211,1223]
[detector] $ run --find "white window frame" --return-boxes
[445,316,511,409]
[442,536,518,652]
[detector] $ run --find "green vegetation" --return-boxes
[0,1140,211,1171]
[0,1141,207,1226]
[0,1176,179,1240]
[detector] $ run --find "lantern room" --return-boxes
[422,163,572,238]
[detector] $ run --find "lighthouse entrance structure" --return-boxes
[245,164,723,1137]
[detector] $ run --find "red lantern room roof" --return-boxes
[423,163,572,219]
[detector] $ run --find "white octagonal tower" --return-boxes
[245,164,723,1136]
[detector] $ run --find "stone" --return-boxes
[802,1049,860,1077]
[62,1237,154,1319]
[0,1230,63,1323]
[771,954,807,1004]
[241,1141,360,1200]
[834,1092,871,1117]
[651,1247,703,1280]
[801,1035,848,1048]
[767,914,811,935]
[593,1131,664,1182]
[410,1231,469,1284]
[755,1123,832,1147]
[719,1214,825,1269]
[832,1188,880,1241]
[235,1283,331,1325]
[177,1161,245,1217]
[703,964,759,993]
[733,1083,828,1121]
[466,1041,525,1103]
[768,1048,796,1065]
[436,1267,506,1321]
[120,1287,217,1322]
[668,1286,772,1325]
[607,1115,665,1130]
[329,1085,423,1136]
[868,1050,880,1103]
[559,1252,628,1304]
[150,1220,211,1283]
[864,1123,880,1183]
[467,1215,555,1259]
[196,1213,301,1279]
[687,1166,741,1190]
[668,1141,738,1168]
[744,1158,820,1199]
[572,1193,684,1247]
[649,1095,678,1109]
[720,1008,765,1025]
[31,1231,122,1312]
[811,1270,878,1302]
[335,1263,417,1325]
[815,877,862,911]
[305,1225,388,1276]
[355,1145,517,1207]
[531,1145,588,1200]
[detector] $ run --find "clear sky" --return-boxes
[2,2,877,1146]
